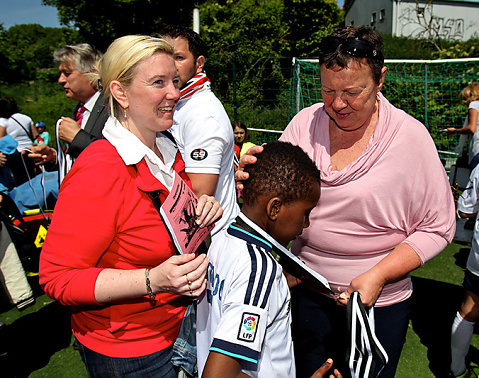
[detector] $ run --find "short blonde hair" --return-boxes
[87,35,174,118]
[460,83,479,106]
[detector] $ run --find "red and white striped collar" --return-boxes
[179,72,210,101]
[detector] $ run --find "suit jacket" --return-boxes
[69,93,109,159]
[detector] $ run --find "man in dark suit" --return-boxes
[54,43,108,158]
[27,44,108,176]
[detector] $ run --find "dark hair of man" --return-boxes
[242,141,321,206]
[232,121,250,143]
[318,26,384,84]
[159,25,207,61]
[0,97,19,118]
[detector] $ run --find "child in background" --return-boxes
[196,141,341,378]
[446,83,479,169]
[232,121,256,201]
[34,122,50,146]
[232,121,256,159]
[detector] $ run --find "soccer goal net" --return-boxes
[289,57,479,166]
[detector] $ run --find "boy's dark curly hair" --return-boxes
[242,141,321,206]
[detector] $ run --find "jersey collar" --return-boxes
[228,212,289,258]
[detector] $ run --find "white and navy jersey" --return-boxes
[196,212,295,378]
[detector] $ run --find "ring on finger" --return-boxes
[185,273,193,295]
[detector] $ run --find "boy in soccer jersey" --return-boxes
[196,141,331,377]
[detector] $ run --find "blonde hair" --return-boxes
[460,83,479,106]
[86,35,174,118]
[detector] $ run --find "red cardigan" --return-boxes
[39,139,191,358]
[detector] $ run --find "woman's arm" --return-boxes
[338,243,421,307]
[447,108,478,134]
[0,126,6,138]
[94,253,209,303]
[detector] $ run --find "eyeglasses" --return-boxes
[319,36,380,59]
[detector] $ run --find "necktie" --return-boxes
[75,105,86,125]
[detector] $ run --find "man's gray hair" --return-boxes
[53,43,103,73]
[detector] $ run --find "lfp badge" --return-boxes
[237,312,260,342]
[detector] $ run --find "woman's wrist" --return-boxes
[144,268,156,305]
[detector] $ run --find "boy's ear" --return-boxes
[266,197,282,221]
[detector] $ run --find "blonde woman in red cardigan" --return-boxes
[39,35,222,378]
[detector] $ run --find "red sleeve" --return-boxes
[39,142,125,306]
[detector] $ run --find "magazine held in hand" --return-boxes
[156,173,214,255]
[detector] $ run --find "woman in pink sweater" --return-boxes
[238,26,455,377]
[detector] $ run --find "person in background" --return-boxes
[446,83,479,170]
[34,122,50,146]
[232,121,256,159]
[0,97,37,185]
[236,26,456,377]
[0,220,35,311]
[0,97,38,153]
[27,43,108,182]
[160,25,239,237]
[451,164,479,377]
[39,35,222,377]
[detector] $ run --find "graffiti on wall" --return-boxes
[398,4,467,41]
[430,17,464,39]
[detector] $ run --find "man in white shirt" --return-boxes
[160,26,239,236]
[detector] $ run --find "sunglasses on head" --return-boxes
[319,36,379,59]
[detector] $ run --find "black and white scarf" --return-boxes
[347,292,388,378]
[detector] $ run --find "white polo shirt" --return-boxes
[171,86,239,236]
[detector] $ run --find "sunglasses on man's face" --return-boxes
[319,37,379,59]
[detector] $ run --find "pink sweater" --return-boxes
[280,93,456,306]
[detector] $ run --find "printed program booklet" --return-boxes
[160,173,214,255]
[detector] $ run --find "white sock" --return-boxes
[451,311,475,376]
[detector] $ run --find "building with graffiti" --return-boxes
[345,0,479,41]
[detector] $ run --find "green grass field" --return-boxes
[0,242,476,377]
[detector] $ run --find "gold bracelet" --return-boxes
[145,268,156,305]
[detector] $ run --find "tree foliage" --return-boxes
[0,24,80,82]
[433,39,479,59]
[282,0,343,57]
[42,0,199,51]
[198,0,343,111]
